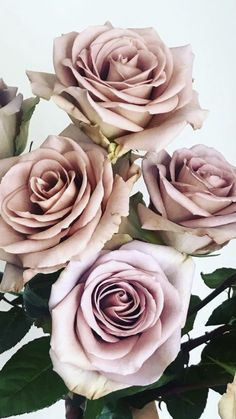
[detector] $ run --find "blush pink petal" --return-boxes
[21,209,101,268]
[105,329,181,386]
[0,263,24,293]
[77,175,131,260]
[121,240,194,325]
[116,91,208,153]
[138,204,215,254]
[53,32,78,85]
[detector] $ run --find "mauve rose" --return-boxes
[0,133,139,291]
[139,145,236,254]
[49,240,194,399]
[218,374,236,419]
[0,79,23,158]
[0,78,38,159]
[27,23,207,160]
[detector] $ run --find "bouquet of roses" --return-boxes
[0,23,235,419]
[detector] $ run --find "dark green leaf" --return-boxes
[23,270,62,319]
[99,401,132,419]
[0,306,32,354]
[206,296,236,326]
[14,96,39,155]
[84,398,105,419]
[201,329,236,393]
[201,268,236,289]
[164,366,208,419]
[119,193,163,245]
[182,295,201,335]
[165,388,208,419]
[0,337,66,417]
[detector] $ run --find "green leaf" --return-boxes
[84,398,105,419]
[99,402,132,419]
[201,268,236,289]
[84,398,132,419]
[208,357,236,376]
[0,337,66,417]
[206,296,236,326]
[14,96,39,155]
[182,295,201,335]
[165,388,208,419]
[23,270,62,319]
[118,193,163,245]
[164,366,208,419]
[0,306,32,354]
[201,329,236,393]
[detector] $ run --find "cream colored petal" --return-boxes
[0,263,24,293]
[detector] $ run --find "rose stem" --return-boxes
[188,274,236,317]
[181,324,234,352]
[1,295,21,308]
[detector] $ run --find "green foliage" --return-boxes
[201,328,236,393]
[201,267,236,289]
[23,270,62,319]
[84,399,132,419]
[206,295,236,326]
[119,192,163,244]
[182,295,201,335]
[0,337,66,417]
[0,306,32,354]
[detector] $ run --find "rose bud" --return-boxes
[218,374,236,419]
[0,78,38,158]
[49,241,194,399]
[0,132,139,291]
[139,145,236,255]
[27,23,207,160]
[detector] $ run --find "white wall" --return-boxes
[1,1,236,418]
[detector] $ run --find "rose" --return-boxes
[218,374,236,419]
[0,132,139,291]
[49,240,194,399]
[139,145,236,254]
[0,78,38,158]
[27,23,207,159]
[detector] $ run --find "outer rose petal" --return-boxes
[138,204,221,254]
[0,263,24,293]
[50,349,129,399]
[0,94,23,158]
[116,91,208,153]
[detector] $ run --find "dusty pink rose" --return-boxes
[0,133,139,290]
[139,145,236,254]
[49,240,194,399]
[27,23,207,159]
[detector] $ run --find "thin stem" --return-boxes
[2,296,20,308]
[188,274,236,317]
[181,324,234,352]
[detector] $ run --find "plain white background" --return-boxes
[0,0,236,418]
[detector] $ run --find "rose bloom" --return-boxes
[0,79,23,158]
[139,145,236,254]
[0,133,139,291]
[27,23,207,159]
[49,240,194,399]
[218,374,236,419]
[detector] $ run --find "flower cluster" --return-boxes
[0,22,235,417]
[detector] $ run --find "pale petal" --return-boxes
[116,91,208,152]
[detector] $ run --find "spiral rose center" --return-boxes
[90,278,158,338]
